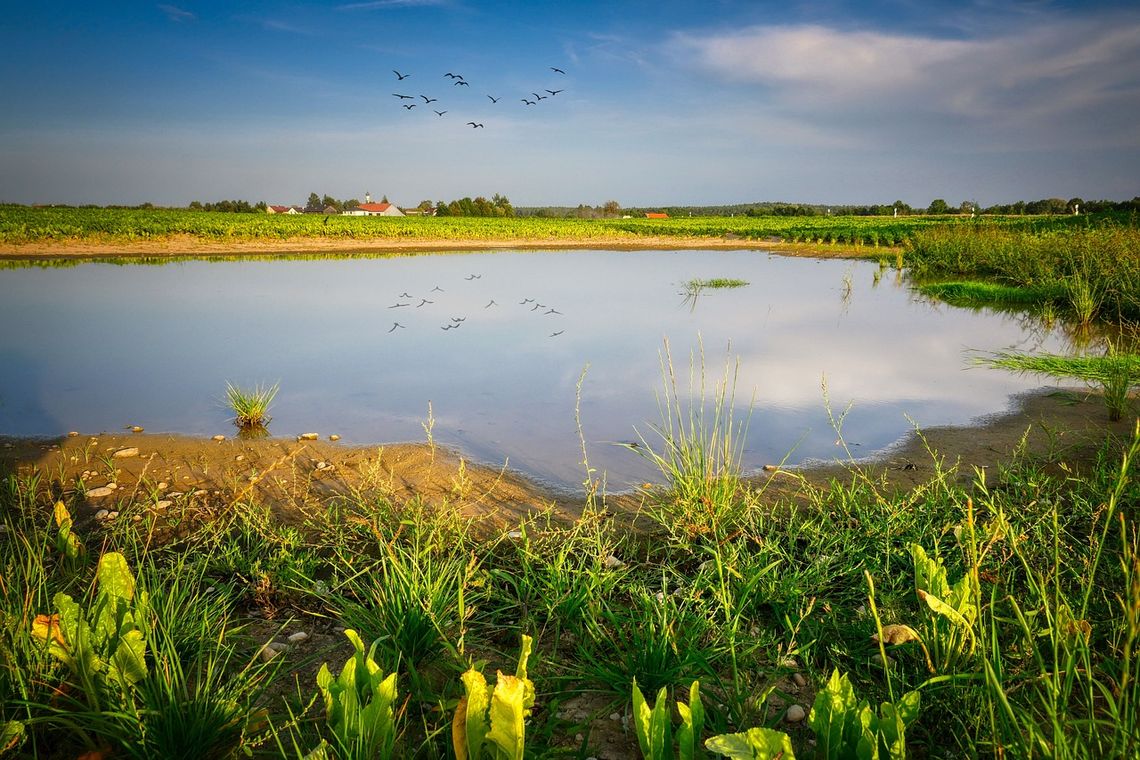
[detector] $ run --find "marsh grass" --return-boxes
[918,280,1065,309]
[225,381,278,429]
[3,371,1139,757]
[978,348,1140,421]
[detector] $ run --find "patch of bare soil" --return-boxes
[0,235,879,259]
[1,386,1130,529]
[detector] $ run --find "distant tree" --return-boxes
[1067,197,1085,214]
[344,198,360,210]
[417,200,434,212]
[959,200,975,215]
[188,200,203,211]
[381,195,389,204]
[255,201,267,212]
[927,198,950,214]
[492,193,514,216]
[602,200,621,217]
[306,192,321,212]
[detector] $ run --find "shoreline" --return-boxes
[0,234,888,260]
[2,386,1130,523]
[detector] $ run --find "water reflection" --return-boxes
[0,250,1078,491]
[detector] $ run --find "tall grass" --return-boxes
[3,367,1138,756]
[977,348,1140,421]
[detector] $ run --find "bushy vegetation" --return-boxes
[906,220,1140,321]
[2,392,1137,757]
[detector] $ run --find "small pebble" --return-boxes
[192,489,208,497]
[112,447,139,458]
[106,482,118,490]
[506,530,523,540]
[603,554,625,569]
[167,491,183,498]
[298,432,319,441]
[287,631,310,643]
[608,712,621,721]
[792,672,807,687]
[236,455,244,462]
[316,461,328,470]
[130,426,144,433]
[763,464,779,471]
[94,509,110,520]
[329,434,340,441]
[157,481,168,490]
[155,500,172,509]
[259,645,280,663]
[333,626,346,633]
[785,704,806,723]
[107,511,120,520]
[86,486,116,498]
[68,431,79,437]
[212,435,225,442]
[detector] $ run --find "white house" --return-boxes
[343,202,404,217]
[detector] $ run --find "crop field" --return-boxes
[0,205,1102,249]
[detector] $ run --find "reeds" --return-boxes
[224,381,278,429]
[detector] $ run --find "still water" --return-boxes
[0,250,1068,490]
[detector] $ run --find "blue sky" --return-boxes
[1,0,1138,208]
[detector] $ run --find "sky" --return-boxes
[1,0,1138,208]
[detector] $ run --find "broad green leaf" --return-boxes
[1,720,25,755]
[96,552,136,604]
[459,668,490,760]
[909,544,949,599]
[107,627,147,686]
[706,727,795,759]
[877,691,920,760]
[514,634,535,712]
[632,680,670,760]
[678,680,705,760]
[487,673,527,760]
[810,669,863,759]
[916,589,972,630]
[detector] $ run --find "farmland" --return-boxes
[0,205,1105,252]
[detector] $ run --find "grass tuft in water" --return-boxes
[225,381,278,429]
[977,348,1140,421]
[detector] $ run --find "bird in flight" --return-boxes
[402,104,416,110]
[393,70,410,80]
[431,286,444,292]
[487,95,500,103]
[521,99,535,106]
[389,302,410,308]
[550,67,566,75]
[445,72,462,79]
[467,122,484,128]
[420,95,437,103]
[455,80,470,87]
[388,322,405,332]
[440,324,455,331]
[532,92,547,101]
[393,93,414,99]
[531,303,542,311]
[399,292,413,298]
[550,330,565,337]
[546,89,563,96]
[417,298,434,307]
[520,298,534,304]
[434,110,448,116]
[451,316,466,323]
[465,273,482,280]
[485,299,497,308]
[545,308,562,315]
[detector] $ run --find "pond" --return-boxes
[0,250,1070,491]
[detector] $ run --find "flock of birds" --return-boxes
[384,271,566,338]
[390,66,566,128]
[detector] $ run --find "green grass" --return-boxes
[685,278,749,290]
[225,381,279,429]
[917,280,1065,309]
[3,370,1138,756]
[977,349,1140,421]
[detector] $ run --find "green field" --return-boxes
[0,206,1102,248]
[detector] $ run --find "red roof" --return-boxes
[357,202,395,212]
[645,212,669,219]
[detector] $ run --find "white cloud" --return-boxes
[157,4,195,23]
[671,15,1140,152]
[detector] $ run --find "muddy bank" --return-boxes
[2,386,1131,530]
[0,234,885,259]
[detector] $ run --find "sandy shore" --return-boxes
[2,387,1131,527]
[0,234,883,259]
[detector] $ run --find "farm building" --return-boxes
[267,205,303,214]
[343,202,405,217]
[644,212,669,219]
